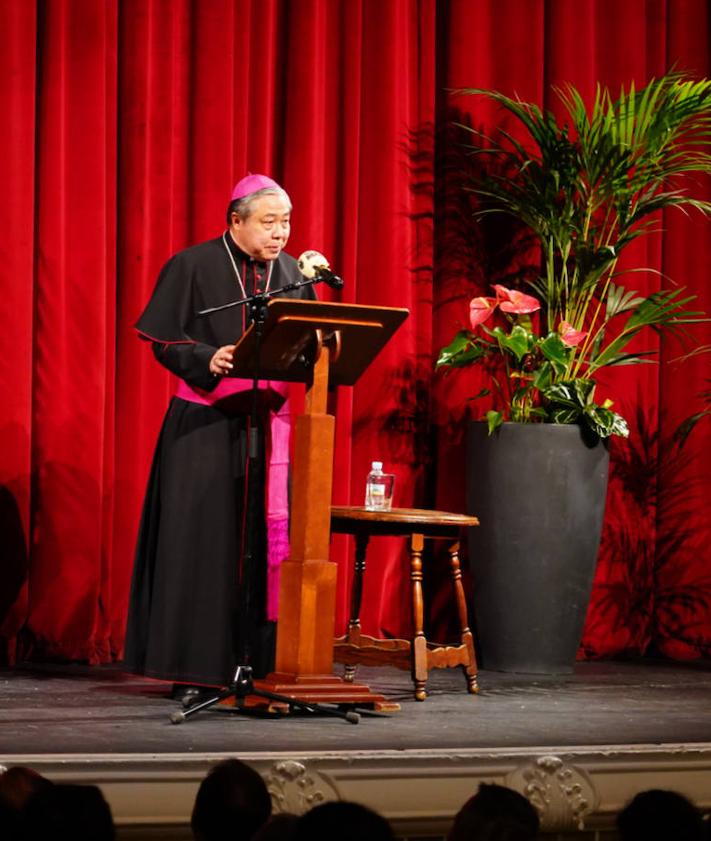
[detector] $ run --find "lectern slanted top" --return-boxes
[229,298,408,386]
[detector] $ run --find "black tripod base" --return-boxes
[170,666,367,725]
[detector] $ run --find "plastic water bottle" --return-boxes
[365,461,393,510]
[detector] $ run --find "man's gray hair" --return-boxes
[227,187,292,224]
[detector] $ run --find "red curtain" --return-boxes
[1,0,709,666]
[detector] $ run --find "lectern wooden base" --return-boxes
[218,674,399,714]
[258,674,399,712]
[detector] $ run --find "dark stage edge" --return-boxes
[1,660,711,839]
[1,659,710,752]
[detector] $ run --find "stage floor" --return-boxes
[1,658,710,752]
[2,659,711,838]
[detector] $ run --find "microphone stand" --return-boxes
[195,270,342,319]
[171,275,360,725]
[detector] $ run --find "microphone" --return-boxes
[297,250,344,290]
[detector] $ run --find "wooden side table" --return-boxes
[331,505,480,701]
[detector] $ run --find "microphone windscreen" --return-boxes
[298,250,329,279]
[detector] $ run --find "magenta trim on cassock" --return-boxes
[265,400,291,620]
[175,378,290,620]
[176,377,251,403]
[266,517,289,621]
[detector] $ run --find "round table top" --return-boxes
[330,505,479,528]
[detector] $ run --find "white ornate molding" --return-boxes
[264,759,338,815]
[506,754,597,831]
[2,744,710,837]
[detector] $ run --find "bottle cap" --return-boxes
[371,461,383,470]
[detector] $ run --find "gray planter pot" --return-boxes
[466,422,609,673]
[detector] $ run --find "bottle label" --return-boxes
[366,480,389,510]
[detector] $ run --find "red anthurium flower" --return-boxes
[560,321,588,347]
[493,284,541,314]
[469,296,497,328]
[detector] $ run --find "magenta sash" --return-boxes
[175,378,290,621]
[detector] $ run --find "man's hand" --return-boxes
[209,344,236,376]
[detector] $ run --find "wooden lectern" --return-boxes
[230,298,408,710]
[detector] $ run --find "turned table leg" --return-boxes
[344,532,369,682]
[410,533,428,700]
[448,539,479,694]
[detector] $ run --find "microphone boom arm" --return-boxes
[197,274,328,318]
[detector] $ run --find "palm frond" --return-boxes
[444,73,711,437]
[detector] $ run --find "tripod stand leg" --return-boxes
[170,686,238,724]
[169,665,252,724]
[169,665,362,724]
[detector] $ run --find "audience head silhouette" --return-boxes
[292,801,395,841]
[0,766,52,840]
[252,812,299,841]
[191,758,272,841]
[0,766,51,813]
[617,789,705,841]
[447,783,539,841]
[22,782,115,841]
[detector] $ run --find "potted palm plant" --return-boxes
[438,73,711,673]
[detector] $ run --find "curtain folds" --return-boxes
[1,0,709,665]
[0,0,36,662]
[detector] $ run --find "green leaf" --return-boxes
[584,406,629,438]
[486,410,503,435]
[532,361,553,390]
[437,331,490,369]
[606,282,645,318]
[541,381,581,409]
[436,330,472,365]
[491,324,532,361]
[574,378,595,406]
[626,288,701,332]
[527,407,548,420]
[539,332,570,375]
[590,288,706,373]
[468,388,491,402]
[550,408,581,425]
[601,350,658,367]
[673,409,711,449]
[511,385,533,407]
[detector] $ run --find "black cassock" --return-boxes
[123,233,315,686]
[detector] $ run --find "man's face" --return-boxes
[229,194,291,261]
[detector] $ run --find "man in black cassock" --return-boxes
[123,175,315,702]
